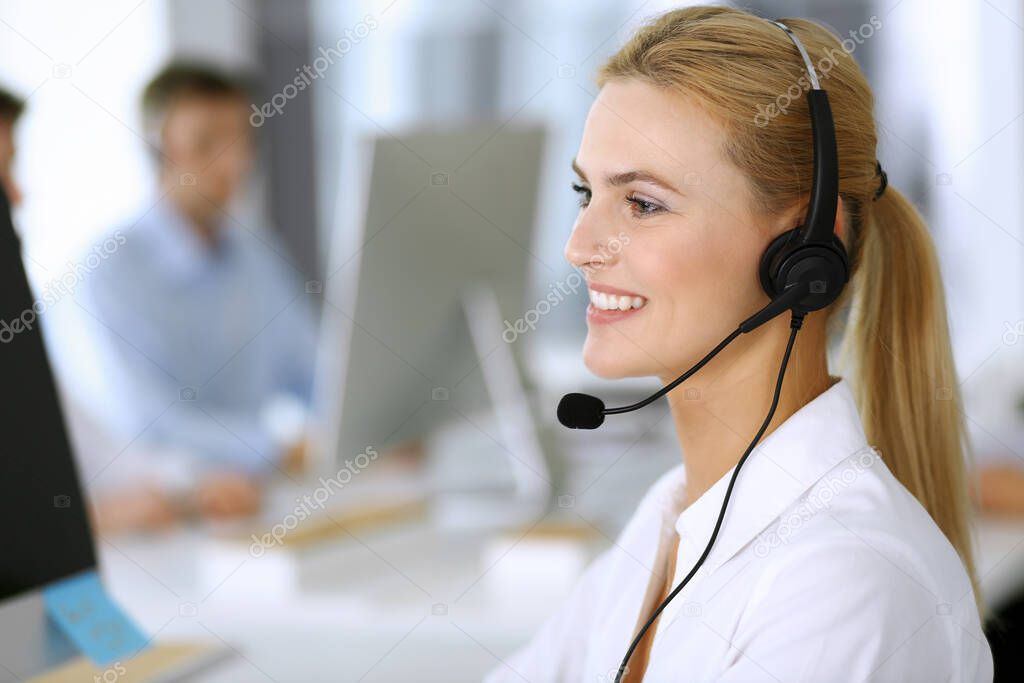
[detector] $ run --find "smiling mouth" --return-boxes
[588,289,648,311]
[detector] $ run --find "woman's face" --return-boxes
[566,79,775,381]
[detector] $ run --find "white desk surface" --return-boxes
[99,517,597,682]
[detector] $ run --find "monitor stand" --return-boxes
[426,285,557,532]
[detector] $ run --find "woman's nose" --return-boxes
[564,211,620,273]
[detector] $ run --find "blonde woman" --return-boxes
[486,7,991,682]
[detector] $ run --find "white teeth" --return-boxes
[588,289,647,311]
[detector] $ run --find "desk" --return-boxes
[95,467,1024,681]
[99,520,601,682]
[95,427,678,681]
[98,516,1024,682]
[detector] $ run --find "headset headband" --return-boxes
[766,20,839,248]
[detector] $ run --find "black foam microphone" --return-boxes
[557,281,808,430]
[557,392,606,429]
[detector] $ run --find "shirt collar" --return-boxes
[138,198,234,280]
[672,376,871,572]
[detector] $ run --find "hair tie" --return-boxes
[873,160,888,201]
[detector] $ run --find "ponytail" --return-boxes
[842,187,981,607]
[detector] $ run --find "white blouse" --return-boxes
[485,378,993,682]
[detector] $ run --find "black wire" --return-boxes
[604,327,744,415]
[612,312,805,683]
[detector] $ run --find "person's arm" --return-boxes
[53,380,183,533]
[976,464,1024,516]
[148,401,286,474]
[272,266,319,403]
[56,375,261,532]
[260,257,321,469]
[78,259,290,474]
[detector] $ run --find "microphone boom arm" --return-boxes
[603,281,809,416]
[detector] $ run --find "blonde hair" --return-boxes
[598,6,979,603]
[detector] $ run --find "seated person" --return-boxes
[72,63,318,527]
[0,82,300,534]
[0,87,23,205]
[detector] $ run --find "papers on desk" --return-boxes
[199,492,428,600]
[27,643,228,683]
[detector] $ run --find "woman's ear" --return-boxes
[774,195,810,237]
[834,195,845,241]
[775,194,845,241]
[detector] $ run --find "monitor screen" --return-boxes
[0,187,95,603]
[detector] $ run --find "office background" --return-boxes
[2,0,1020,374]
[1,0,1023,681]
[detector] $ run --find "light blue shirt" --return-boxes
[78,198,318,474]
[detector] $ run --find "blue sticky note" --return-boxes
[43,569,150,667]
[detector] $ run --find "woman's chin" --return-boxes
[582,341,644,379]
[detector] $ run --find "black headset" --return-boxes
[758,21,849,314]
[556,19,848,682]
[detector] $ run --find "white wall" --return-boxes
[0,0,262,418]
[876,0,1024,376]
[0,0,169,270]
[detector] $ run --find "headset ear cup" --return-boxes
[759,228,800,299]
[759,228,850,312]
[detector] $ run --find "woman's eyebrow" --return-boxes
[571,158,681,194]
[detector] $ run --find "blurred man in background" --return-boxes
[0,88,23,204]
[0,85,179,533]
[76,63,318,527]
[3,77,317,534]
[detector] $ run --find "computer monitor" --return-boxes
[0,187,95,605]
[314,122,551,510]
[0,187,228,681]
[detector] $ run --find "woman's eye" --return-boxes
[626,193,664,217]
[572,182,591,208]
